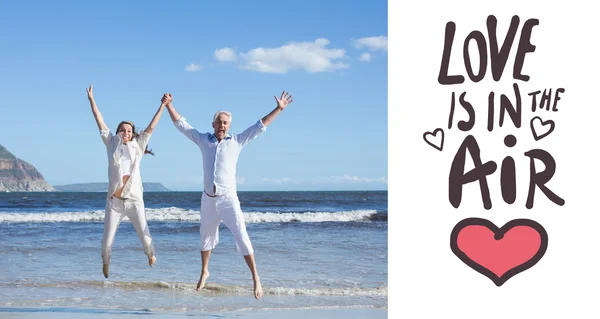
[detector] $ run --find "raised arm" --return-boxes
[262,90,293,127]
[87,84,109,131]
[143,94,168,134]
[163,93,182,122]
[163,93,205,146]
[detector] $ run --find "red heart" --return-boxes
[450,218,548,286]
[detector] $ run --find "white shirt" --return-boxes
[119,145,133,177]
[174,117,266,196]
[100,129,151,201]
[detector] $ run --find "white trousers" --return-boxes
[200,192,254,255]
[102,197,155,264]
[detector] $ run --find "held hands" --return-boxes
[86,84,94,100]
[161,93,173,106]
[274,91,293,110]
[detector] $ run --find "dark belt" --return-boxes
[204,191,222,198]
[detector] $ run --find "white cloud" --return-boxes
[359,53,372,62]
[323,175,388,184]
[185,63,202,72]
[354,36,388,51]
[216,38,348,74]
[214,47,238,62]
[260,177,298,185]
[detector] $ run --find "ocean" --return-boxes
[0,191,387,314]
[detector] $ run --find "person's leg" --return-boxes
[220,193,263,299]
[125,200,156,266]
[196,249,212,291]
[243,254,263,299]
[196,193,221,291]
[101,198,126,278]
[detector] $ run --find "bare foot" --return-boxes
[102,264,109,278]
[253,277,263,299]
[195,271,209,291]
[148,255,156,267]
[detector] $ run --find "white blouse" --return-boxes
[119,143,133,177]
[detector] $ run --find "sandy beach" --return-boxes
[0,306,387,319]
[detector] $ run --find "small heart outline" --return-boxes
[423,128,444,151]
[530,116,555,141]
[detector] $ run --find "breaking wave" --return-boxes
[0,208,385,223]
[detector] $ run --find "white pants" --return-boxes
[200,192,254,255]
[102,197,155,264]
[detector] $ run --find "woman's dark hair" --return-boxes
[116,121,154,155]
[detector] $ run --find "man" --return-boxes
[162,91,293,299]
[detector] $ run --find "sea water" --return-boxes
[0,191,387,313]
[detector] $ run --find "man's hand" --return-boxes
[86,84,94,100]
[161,93,173,106]
[274,91,293,110]
[262,90,293,126]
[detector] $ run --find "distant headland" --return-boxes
[0,144,56,192]
[54,182,171,192]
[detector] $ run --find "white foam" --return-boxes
[21,280,388,297]
[0,208,378,223]
[264,286,388,297]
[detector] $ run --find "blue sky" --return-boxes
[0,0,387,191]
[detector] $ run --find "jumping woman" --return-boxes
[86,84,166,278]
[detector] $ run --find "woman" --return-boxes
[86,84,166,278]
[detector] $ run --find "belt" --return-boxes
[204,191,222,198]
[111,195,129,200]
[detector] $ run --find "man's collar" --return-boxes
[209,133,232,141]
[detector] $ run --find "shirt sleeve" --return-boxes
[100,129,113,147]
[174,117,206,147]
[137,131,152,151]
[235,119,267,147]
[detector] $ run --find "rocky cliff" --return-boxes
[0,144,56,192]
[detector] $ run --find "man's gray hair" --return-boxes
[213,110,232,123]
